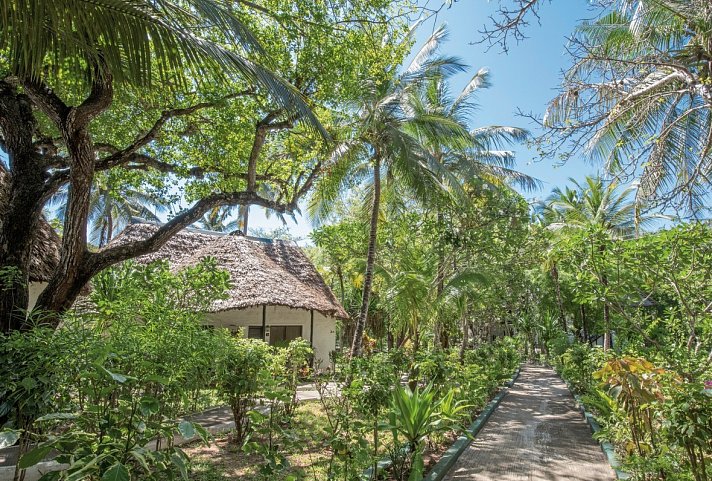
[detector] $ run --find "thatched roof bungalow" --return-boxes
[109,222,347,367]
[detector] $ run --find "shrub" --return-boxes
[214,337,273,444]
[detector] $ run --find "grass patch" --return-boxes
[185,401,336,481]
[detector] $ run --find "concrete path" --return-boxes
[444,364,614,481]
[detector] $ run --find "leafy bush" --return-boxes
[556,343,712,481]
[0,260,230,479]
[214,337,273,444]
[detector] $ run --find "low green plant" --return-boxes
[214,337,273,445]
[18,373,209,481]
[389,384,442,481]
[272,338,313,417]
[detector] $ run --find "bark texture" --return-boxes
[350,156,380,358]
[0,81,47,333]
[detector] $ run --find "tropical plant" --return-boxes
[18,375,210,481]
[541,0,712,214]
[310,25,471,358]
[214,338,273,444]
[50,172,166,247]
[1,259,231,480]
[546,176,662,348]
[198,206,237,233]
[389,383,453,481]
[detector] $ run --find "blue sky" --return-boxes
[250,0,599,240]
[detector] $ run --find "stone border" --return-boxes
[362,366,521,481]
[422,366,521,481]
[561,378,630,480]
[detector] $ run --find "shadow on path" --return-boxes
[444,363,614,481]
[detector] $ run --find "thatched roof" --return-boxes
[0,168,61,282]
[108,223,349,319]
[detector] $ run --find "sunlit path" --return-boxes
[445,364,614,481]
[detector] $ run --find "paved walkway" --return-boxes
[444,364,614,481]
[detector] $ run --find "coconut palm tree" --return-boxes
[309,25,470,358]
[50,173,166,247]
[546,176,662,349]
[198,207,236,233]
[544,0,712,214]
[411,70,539,346]
[533,193,579,333]
[415,69,538,195]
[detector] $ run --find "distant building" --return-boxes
[109,223,347,368]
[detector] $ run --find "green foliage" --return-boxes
[19,376,209,480]
[1,260,230,479]
[389,384,438,481]
[555,341,712,481]
[214,337,273,445]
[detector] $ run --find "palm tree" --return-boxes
[198,207,236,233]
[546,176,661,349]
[411,70,539,347]
[0,0,322,125]
[309,26,470,358]
[544,0,712,214]
[50,173,166,247]
[533,195,578,333]
[415,69,538,194]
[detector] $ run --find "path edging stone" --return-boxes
[561,377,631,480]
[421,366,520,481]
[361,367,521,480]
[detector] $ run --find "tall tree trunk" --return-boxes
[35,125,97,314]
[0,82,47,333]
[550,262,566,331]
[580,304,588,343]
[434,209,445,349]
[350,156,380,358]
[337,265,345,305]
[106,211,113,246]
[30,70,114,316]
[458,309,468,364]
[602,284,612,350]
[599,244,612,351]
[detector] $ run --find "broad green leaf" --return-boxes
[102,463,130,481]
[139,397,160,416]
[18,444,53,469]
[177,420,195,439]
[0,430,19,449]
[36,412,78,422]
[103,368,128,384]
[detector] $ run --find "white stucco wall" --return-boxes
[28,282,47,311]
[206,305,337,370]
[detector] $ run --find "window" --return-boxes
[269,325,302,347]
[247,326,264,340]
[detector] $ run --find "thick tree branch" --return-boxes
[74,70,114,126]
[247,110,294,191]
[96,89,257,171]
[89,190,294,272]
[20,78,70,127]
